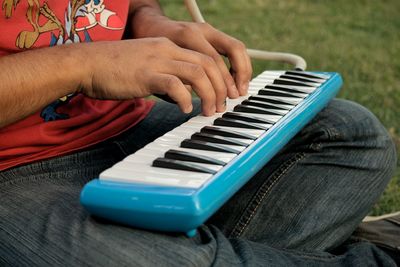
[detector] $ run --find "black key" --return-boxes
[181,139,241,154]
[258,89,304,98]
[265,84,311,94]
[273,78,314,87]
[214,117,269,130]
[153,157,216,174]
[191,132,249,147]
[201,126,257,140]
[286,70,329,80]
[242,99,288,110]
[280,74,322,84]
[165,149,226,166]
[249,96,295,107]
[234,105,285,116]
[223,112,275,124]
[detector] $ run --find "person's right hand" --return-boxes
[80,37,228,116]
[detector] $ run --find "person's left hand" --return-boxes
[130,10,252,99]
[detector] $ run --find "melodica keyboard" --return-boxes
[80,70,343,236]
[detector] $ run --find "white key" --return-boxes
[154,137,183,146]
[262,84,316,94]
[225,97,247,110]
[156,131,193,145]
[114,161,214,177]
[249,95,302,105]
[113,160,212,178]
[198,142,247,152]
[259,88,308,98]
[237,101,290,116]
[188,115,219,124]
[220,137,253,145]
[249,84,317,95]
[261,70,330,80]
[127,146,236,164]
[119,154,156,165]
[133,142,245,160]
[175,124,204,131]
[256,77,321,87]
[169,147,237,162]
[153,134,251,147]
[100,167,209,188]
[161,131,254,146]
[163,128,199,138]
[216,118,272,130]
[166,136,247,153]
[248,87,265,93]
[249,82,266,87]
[142,142,174,152]
[204,125,266,138]
[259,71,285,77]
[229,112,281,123]
[127,149,164,160]
[248,87,308,98]
[244,97,295,110]
[258,72,325,84]
[116,159,223,173]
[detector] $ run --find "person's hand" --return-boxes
[131,11,253,98]
[80,38,228,116]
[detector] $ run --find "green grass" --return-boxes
[159,0,400,215]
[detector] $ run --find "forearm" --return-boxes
[0,44,88,128]
[128,0,166,38]
[129,0,163,15]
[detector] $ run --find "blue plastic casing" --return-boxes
[80,72,343,236]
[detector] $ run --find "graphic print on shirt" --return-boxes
[2,0,124,121]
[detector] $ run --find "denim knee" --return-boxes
[316,99,397,175]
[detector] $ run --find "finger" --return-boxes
[184,84,193,92]
[168,46,228,112]
[205,28,253,96]
[172,33,239,99]
[159,60,218,116]
[147,73,193,114]
[171,49,228,112]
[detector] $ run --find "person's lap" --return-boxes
[0,99,397,266]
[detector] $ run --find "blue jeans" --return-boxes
[0,99,397,266]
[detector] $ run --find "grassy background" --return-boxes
[159,0,400,215]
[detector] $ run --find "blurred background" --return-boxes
[159,0,399,215]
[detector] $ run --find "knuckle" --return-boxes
[233,40,246,51]
[155,37,173,47]
[189,64,206,79]
[200,55,215,68]
[199,22,212,31]
[197,22,216,32]
[178,24,197,38]
[224,72,235,82]
[164,76,180,88]
[211,53,223,63]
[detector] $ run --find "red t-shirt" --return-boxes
[0,0,154,171]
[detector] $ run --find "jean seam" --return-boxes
[228,152,307,238]
[279,246,339,260]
